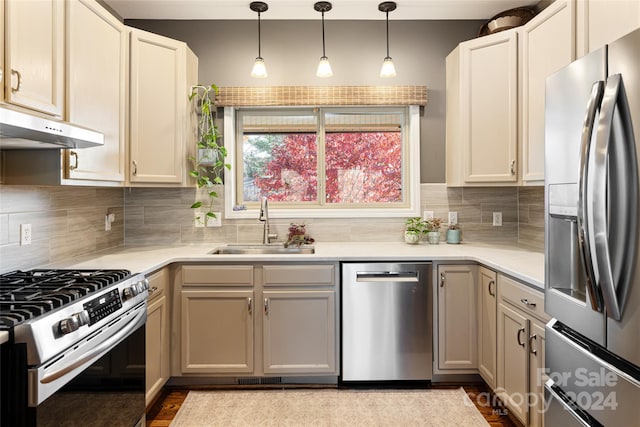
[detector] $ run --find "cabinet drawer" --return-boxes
[147,268,169,301]
[182,265,254,286]
[262,265,335,287]
[498,274,549,322]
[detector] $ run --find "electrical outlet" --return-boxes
[194,211,205,228]
[104,215,111,231]
[206,212,222,227]
[423,210,434,221]
[20,223,32,245]
[448,211,458,226]
[493,212,503,226]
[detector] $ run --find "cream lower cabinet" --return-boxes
[146,268,171,406]
[129,28,197,185]
[178,263,338,378]
[436,264,478,372]
[477,266,497,389]
[497,273,549,427]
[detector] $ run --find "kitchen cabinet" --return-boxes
[577,0,640,57]
[146,268,171,406]
[65,0,128,184]
[519,0,575,184]
[477,266,497,389]
[129,28,197,185]
[436,264,478,372]
[178,263,338,377]
[4,0,64,117]
[497,273,549,427]
[446,30,518,186]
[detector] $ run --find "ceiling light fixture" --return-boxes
[250,1,268,78]
[314,1,333,78]
[379,1,397,78]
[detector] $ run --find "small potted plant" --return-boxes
[404,217,426,244]
[446,223,461,244]
[425,217,442,244]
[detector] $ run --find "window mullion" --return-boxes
[317,107,326,207]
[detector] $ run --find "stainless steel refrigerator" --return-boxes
[544,28,640,426]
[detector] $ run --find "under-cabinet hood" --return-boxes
[0,106,104,149]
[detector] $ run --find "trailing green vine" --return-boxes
[188,84,231,224]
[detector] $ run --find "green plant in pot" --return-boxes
[188,84,231,225]
[446,223,461,244]
[425,217,442,244]
[404,217,427,244]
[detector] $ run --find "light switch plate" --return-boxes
[20,223,32,245]
[423,210,434,221]
[206,212,222,227]
[448,211,458,225]
[493,212,503,226]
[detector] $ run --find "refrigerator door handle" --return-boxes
[592,74,639,321]
[577,80,605,312]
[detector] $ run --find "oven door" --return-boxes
[29,304,146,427]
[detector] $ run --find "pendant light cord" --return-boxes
[321,11,326,57]
[385,11,390,58]
[257,11,262,58]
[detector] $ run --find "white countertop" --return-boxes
[55,242,544,290]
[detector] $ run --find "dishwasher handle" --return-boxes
[355,271,419,282]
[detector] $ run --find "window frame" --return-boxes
[224,105,421,219]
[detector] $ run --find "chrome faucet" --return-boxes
[258,197,278,244]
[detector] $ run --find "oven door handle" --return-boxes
[40,308,146,384]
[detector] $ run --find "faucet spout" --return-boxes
[259,197,277,244]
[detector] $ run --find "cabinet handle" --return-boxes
[264,298,269,316]
[520,298,537,308]
[247,297,252,315]
[148,286,158,295]
[510,160,516,175]
[69,151,79,170]
[488,280,495,297]
[132,160,138,176]
[11,69,22,92]
[529,334,537,355]
[440,272,445,288]
[517,327,526,347]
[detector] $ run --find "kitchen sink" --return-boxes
[209,244,315,255]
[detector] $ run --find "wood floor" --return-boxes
[146,383,519,427]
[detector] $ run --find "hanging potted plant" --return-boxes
[188,84,231,225]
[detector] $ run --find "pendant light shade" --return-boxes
[250,2,268,78]
[314,2,333,78]
[379,1,397,78]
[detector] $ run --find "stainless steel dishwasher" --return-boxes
[341,262,432,383]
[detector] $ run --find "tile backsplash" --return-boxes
[0,183,544,273]
[0,186,125,273]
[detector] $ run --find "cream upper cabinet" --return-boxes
[436,264,478,371]
[477,266,497,389]
[4,0,64,117]
[577,0,640,56]
[65,0,127,184]
[519,0,576,184]
[129,28,196,185]
[446,30,518,186]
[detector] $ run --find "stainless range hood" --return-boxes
[0,106,104,149]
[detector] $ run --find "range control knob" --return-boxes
[122,279,149,301]
[58,310,90,335]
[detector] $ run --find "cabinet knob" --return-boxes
[11,69,22,93]
[488,280,495,297]
[529,334,537,355]
[517,327,526,347]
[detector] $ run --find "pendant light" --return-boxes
[314,2,333,78]
[379,1,397,78]
[250,2,268,78]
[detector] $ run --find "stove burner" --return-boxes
[0,269,132,330]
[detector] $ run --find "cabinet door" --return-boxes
[460,30,518,183]
[262,290,336,374]
[146,295,169,406]
[580,0,640,55]
[181,290,254,374]
[497,303,529,426]
[437,265,478,370]
[520,0,575,183]
[65,0,127,183]
[478,267,497,388]
[4,0,64,116]
[529,320,546,427]
[129,29,186,184]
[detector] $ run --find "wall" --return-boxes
[0,186,125,273]
[125,19,482,183]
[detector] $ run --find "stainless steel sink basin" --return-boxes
[209,244,315,255]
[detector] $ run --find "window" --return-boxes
[224,106,420,218]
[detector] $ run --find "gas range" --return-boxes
[0,269,149,365]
